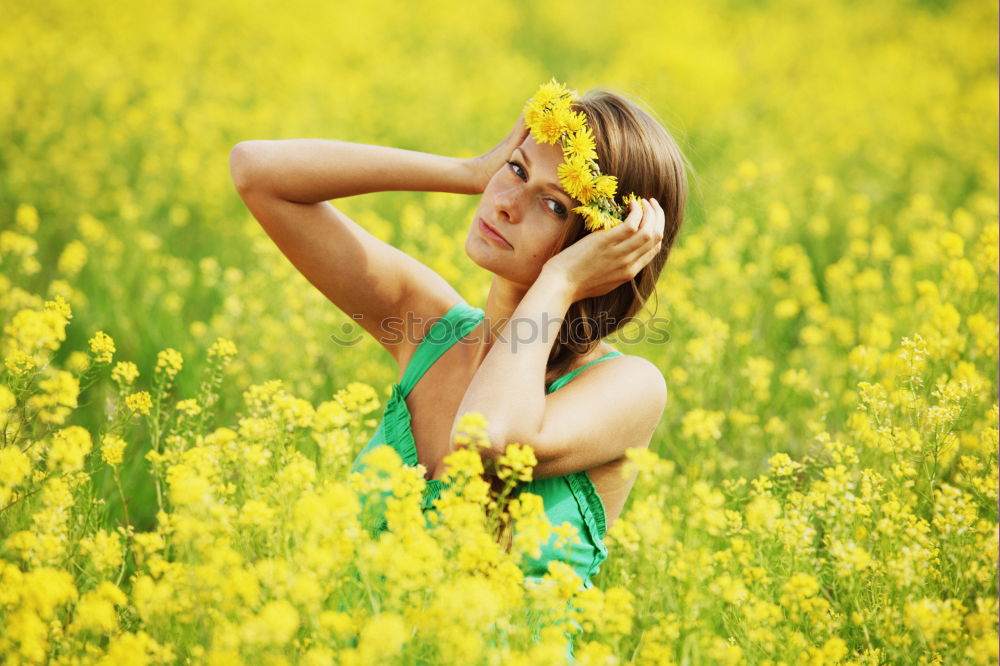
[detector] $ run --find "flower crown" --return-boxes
[523,79,638,232]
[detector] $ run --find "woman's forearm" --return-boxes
[230,139,480,203]
[450,266,576,460]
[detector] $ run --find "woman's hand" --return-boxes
[542,198,666,302]
[465,115,529,194]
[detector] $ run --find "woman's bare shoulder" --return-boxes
[597,351,667,405]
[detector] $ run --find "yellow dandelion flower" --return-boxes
[597,209,623,231]
[562,109,587,134]
[573,205,601,230]
[558,154,596,202]
[563,126,597,162]
[593,174,618,199]
[521,80,629,228]
[535,109,568,145]
[574,205,620,232]
[622,192,641,209]
[529,78,567,111]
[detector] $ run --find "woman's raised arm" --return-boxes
[229,139,482,202]
[228,139,485,370]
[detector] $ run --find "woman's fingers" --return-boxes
[616,198,643,234]
[650,198,665,244]
[614,197,665,271]
[509,114,529,147]
[614,198,656,252]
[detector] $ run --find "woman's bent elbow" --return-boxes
[229,141,264,193]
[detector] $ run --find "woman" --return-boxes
[229,81,688,592]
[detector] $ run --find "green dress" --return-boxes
[349,300,622,590]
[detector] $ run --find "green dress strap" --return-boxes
[399,300,484,398]
[546,350,624,393]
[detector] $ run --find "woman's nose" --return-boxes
[494,186,521,223]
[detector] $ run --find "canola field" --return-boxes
[1,0,997,663]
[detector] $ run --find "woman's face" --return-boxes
[465,134,578,287]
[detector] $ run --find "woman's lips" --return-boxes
[479,218,512,249]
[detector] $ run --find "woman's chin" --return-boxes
[465,235,496,269]
[465,234,535,285]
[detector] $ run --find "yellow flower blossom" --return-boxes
[47,425,92,473]
[16,203,39,233]
[563,126,597,162]
[496,442,538,482]
[57,240,88,277]
[155,347,183,380]
[0,446,31,487]
[558,153,596,202]
[88,331,116,364]
[111,361,140,386]
[69,581,127,635]
[100,434,127,467]
[452,410,491,450]
[335,381,380,413]
[79,530,124,573]
[207,337,238,359]
[126,391,152,415]
[26,370,79,424]
[681,408,725,441]
[0,384,17,413]
[175,398,202,416]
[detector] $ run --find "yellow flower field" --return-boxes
[1,0,997,663]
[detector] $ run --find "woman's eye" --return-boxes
[547,199,568,217]
[507,160,527,181]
